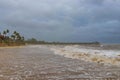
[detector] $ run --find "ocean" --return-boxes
[51,44,120,66]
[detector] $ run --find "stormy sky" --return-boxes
[0,0,120,43]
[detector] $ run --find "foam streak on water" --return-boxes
[51,45,120,66]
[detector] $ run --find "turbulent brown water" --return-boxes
[51,44,120,66]
[0,45,120,80]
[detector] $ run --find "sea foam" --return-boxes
[51,45,120,65]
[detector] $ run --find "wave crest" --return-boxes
[51,45,120,66]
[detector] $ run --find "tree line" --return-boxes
[0,29,25,46]
[0,29,100,46]
[25,38,100,45]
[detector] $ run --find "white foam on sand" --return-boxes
[51,46,120,66]
[26,45,43,48]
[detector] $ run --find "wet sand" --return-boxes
[0,45,120,80]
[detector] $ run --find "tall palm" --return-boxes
[5,29,10,43]
[11,35,15,41]
[13,31,17,35]
[6,29,9,34]
[16,32,20,40]
[21,36,24,41]
[0,32,2,41]
[13,31,17,40]
[6,29,9,37]
[3,31,6,36]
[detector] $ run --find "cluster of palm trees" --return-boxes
[0,29,24,45]
[11,31,24,42]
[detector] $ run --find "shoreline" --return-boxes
[1,44,120,65]
[0,45,119,79]
[0,45,25,49]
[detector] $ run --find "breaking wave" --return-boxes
[51,45,120,66]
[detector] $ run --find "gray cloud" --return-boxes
[0,0,120,43]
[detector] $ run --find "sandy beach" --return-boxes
[0,45,120,80]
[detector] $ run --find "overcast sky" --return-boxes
[0,0,120,43]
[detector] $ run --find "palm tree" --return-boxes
[6,29,9,37]
[3,31,6,36]
[15,32,20,40]
[6,29,9,34]
[0,32,2,43]
[11,35,15,41]
[6,29,10,41]
[13,31,17,35]
[21,36,24,41]
[10,30,25,44]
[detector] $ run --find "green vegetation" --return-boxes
[25,38,100,45]
[0,29,25,46]
[25,38,46,44]
[0,29,100,46]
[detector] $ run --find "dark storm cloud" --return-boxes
[0,0,120,43]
